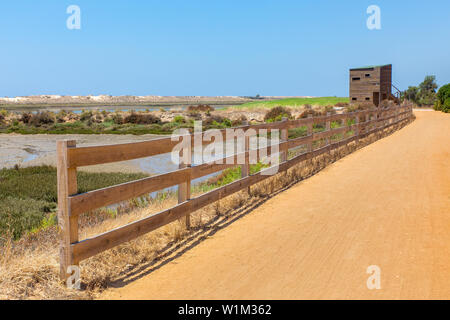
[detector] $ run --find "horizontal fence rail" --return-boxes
[57,105,413,280]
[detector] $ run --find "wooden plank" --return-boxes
[287,135,313,149]
[313,115,328,124]
[286,117,312,129]
[307,114,313,152]
[178,145,192,228]
[67,138,180,168]
[72,201,192,262]
[69,168,190,217]
[191,163,236,180]
[328,113,350,122]
[57,140,77,281]
[312,130,330,140]
[312,125,350,141]
[252,121,288,131]
[280,118,288,162]
[241,121,250,194]
[355,113,360,143]
[191,141,280,180]
[325,112,331,146]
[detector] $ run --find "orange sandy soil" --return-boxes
[101,110,450,300]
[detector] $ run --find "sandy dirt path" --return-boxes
[102,110,450,300]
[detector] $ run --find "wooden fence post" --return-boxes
[325,112,331,146]
[366,111,370,134]
[178,146,192,229]
[241,121,250,194]
[280,117,288,163]
[57,140,78,281]
[365,112,369,134]
[395,107,399,126]
[378,109,383,138]
[307,114,313,152]
[354,112,360,145]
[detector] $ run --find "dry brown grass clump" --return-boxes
[264,106,293,122]
[28,112,56,126]
[379,99,397,109]
[344,102,375,113]
[124,112,161,124]
[187,104,215,113]
[335,102,350,108]
[299,105,337,118]
[0,229,86,300]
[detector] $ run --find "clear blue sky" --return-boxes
[1,0,449,97]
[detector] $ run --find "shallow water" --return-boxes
[5,104,230,115]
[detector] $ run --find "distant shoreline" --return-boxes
[0,95,315,109]
[0,96,265,109]
[0,100,251,109]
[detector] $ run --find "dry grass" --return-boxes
[0,116,414,300]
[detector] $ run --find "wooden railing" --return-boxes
[57,105,413,280]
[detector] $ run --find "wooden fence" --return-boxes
[57,105,413,280]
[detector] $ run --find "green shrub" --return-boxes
[125,112,161,124]
[322,105,337,115]
[298,105,322,118]
[204,115,228,126]
[187,111,202,120]
[222,118,232,127]
[173,115,186,124]
[80,110,93,122]
[20,112,32,124]
[435,84,450,113]
[231,115,248,126]
[441,98,450,113]
[264,106,292,122]
[0,166,147,239]
[111,113,124,124]
[0,197,53,240]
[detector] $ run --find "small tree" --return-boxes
[435,84,450,113]
[417,75,438,106]
[404,86,419,103]
[419,75,438,92]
